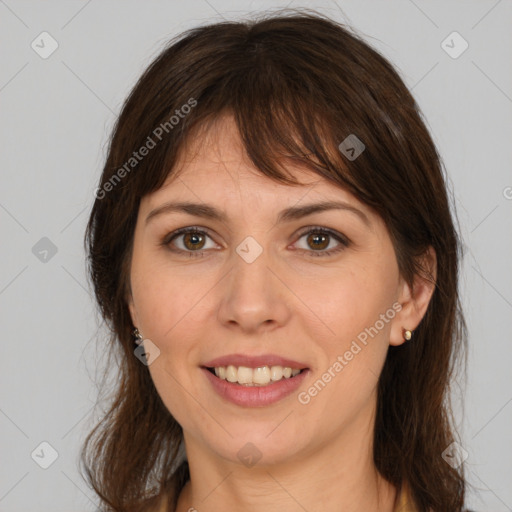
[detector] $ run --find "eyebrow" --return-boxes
[145,200,371,227]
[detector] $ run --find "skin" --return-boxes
[127,115,436,512]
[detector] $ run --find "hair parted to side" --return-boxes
[83,9,467,512]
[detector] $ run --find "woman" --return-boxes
[82,10,468,512]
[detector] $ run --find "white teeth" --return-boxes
[237,366,253,384]
[270,365,283,381]
[253,366,271,384]
[211,365,303,386]
[226,365,238,383]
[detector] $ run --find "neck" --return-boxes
[175,414,397,512]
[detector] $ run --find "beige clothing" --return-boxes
[394,483,418,511]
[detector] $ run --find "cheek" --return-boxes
[290,253,399,394]
[130,249,208,341]
[129,252,214,405]
[293,275,396,420]
[294,258,398,341]
[131,261,211,428]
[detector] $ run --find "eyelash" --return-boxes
[161,225,350,258]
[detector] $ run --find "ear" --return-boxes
[389,246,437,346]
[125,280,139,328]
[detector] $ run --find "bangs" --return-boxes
[167,104,350,193]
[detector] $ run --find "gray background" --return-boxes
[1,1,511,511]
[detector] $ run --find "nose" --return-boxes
[216,240,292,335]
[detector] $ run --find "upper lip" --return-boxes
[202,353,309,369]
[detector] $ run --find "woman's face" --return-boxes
[128,115,418,468]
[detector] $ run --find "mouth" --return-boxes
[203,365,307,387]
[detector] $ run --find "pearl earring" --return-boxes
[133,327,144,345]
[404,329,412,341]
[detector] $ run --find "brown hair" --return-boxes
[82,9,467,511]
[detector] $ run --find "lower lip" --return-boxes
[202,367,309,407]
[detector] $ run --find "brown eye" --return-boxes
[306,232,330,251]
[294,227,349,257]
[163,227,218,257]
[183,232,206,250]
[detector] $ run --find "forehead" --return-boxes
[145,114,356,208]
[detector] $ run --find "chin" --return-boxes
[205,428,310,468]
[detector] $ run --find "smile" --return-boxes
[208,365,304,386]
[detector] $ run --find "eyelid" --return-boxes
[161,225,220,248]
[294,225,350,246]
